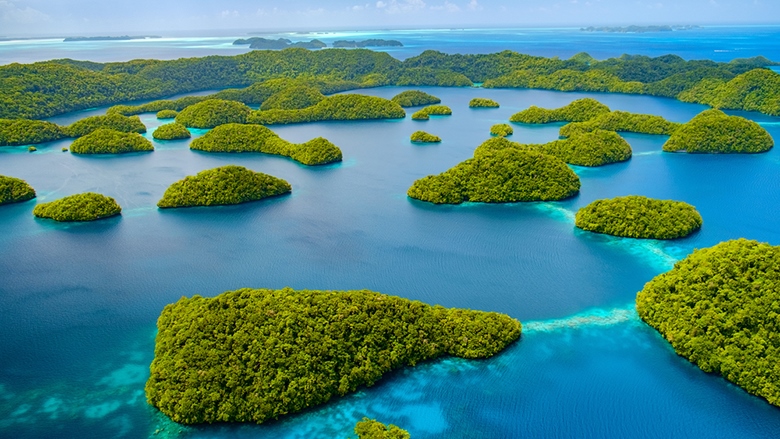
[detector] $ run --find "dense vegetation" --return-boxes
[390,90,441,107]
[70,128,154,154]
[411,105,452,120]
[490,124,513,137]
[663,109,774,153]
[475,130,632,167]
[175,99,251,128]
[469,98,500,108]
[575,196,702,239]
[259,85,325,111]
[410,131,441,143]
[156,109,178,119]
[408,148,580,204]
[510,98,610,124]
[33,192,121,222]
[152,123,191,140]
[3,49,779,120]
[354,419,410,439]
[636,239,780,406]
[157,165,291,208]
[65,114,146,137]
[145,287,521,424]
[559,111,680,137]
[0,119,65,146]
[0,175,36,205]
[190,123,342,165]
[248,94,405,125]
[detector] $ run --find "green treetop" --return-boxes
[0,175,36,205]
[575,195,702,239]
[70,128,154,154]
[175,99,252,129]
[662,109,773,153]
[33,192,121,222]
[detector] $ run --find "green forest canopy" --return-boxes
[145,287,521,424]
[175,99,251,129]
[637,239,780,407]
[391,90,441,107]
[152,123,191,140]
[248,94,405,125]
[70,128,154,154]
[354,418,410,439]
[575,195,703,239]
[469,98,500,108]
[410,130,441,143]
[0,175,36,205]
[510,98,611,124]
[33,192,121,222]
[490,123,513,137]
[157,165,291,208]
[662,109,774,153]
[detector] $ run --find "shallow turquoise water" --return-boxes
[1,84,780,438]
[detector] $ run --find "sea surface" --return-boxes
[2,29,780,439]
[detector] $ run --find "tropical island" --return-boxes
[636,239,780,407]
[232,37,327,50]
[0,119,66,146]
[152,123,191,140]
[175,99,251,128]
[64,114,147,138]
[469,98,500,108]
[559,110,680,137]
[580,25,701,33]
[157,165,291,208]
[510,98,611,124]
[156,109,178,119]
[575,196,703,239]
[354,419,410,439]
[0,175,36,205]
[391,90,441,107]
[662,109,774,153]
[190,123,342,165]
[259,85,325,110]
[411,105,452,120]
[408,147,580,204]
[248,94,405,125]
[490,123,513,137]
[145,287,521,424]
[70,128,154,154]
[410,130,441,143]
[333,39,403,48]
[33,192,121,222]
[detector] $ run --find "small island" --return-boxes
[233,37,326,50]
[410,131,441,143]
[259,85,325,111]
[145,287,521,424]
[176,99,252,129]
[0,175,36,205]
[408,148,580,204]
[70,128,154,154]
[575,196,702,239]
[559,110,680,137]
[391,90,441,108]
[662,109,774,153]
[333,39,403,48]
[152,123,191,140]
[190,123,342,166]
[65,114,147,138]
[411,105,452,120]
[490,123,513,137]
[248,94,405,125]
[0,119,65,146]
[157,165,291,208]
[510,98,611,124]
[354,418,410,439]
[156,109,178,119]
[33,192,121,222]
[470,98,500,108]
[636,239,780,407]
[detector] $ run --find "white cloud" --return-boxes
[376,1,387,8]
[0,0,50,25]
[431,1,460,12]
[380,0,427,14]
[220,9,239,19]
[467,0,482,10]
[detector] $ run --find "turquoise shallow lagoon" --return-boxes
[3,41,780,437]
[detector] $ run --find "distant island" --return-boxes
[232,37,326,50]
[333,39,403,48]
[63,35,160,42]
[580,25,701,33]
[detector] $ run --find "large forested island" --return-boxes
[33,192,121,222]
[408,148,580,204]
[511,98,611,124]
[70,129,154,154]
[662,109,773,153]
[190,123,342,165]
[637,239,780,406]
[175,99,251,128]
[0,175,36,205]
[4,48,780,120]
[157,166,291,209]
[145,287,521,424]
[575,196,703,239]
[249,94,405,125]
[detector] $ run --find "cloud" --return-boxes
[430,1,460,12]
[378,0,427,14]
[467,0,482,10]
[220,9,239,19]
[376,1,387,8]
[0,0,50,25]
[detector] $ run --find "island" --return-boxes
[510,98,611,124]
[33,192,121,222]
[175,99,252,129]
[407,148,580,204]
[575,196,702,239]
[469,98,500,108]
[411,105,452,120]
[259,85,325,111]
[662,109,774,153]
[157,165,291,208]
[475,129,632,167]
[0,119,65,146]
[636,239,780,407]
[490,123,513,137]
[410,131,441,143]
[152,123,191,140]
[70,128,154,154]
[248,94,405,125]
[190,123,342,166]
[156,110,178,119]
[63,35,160,42]
[0,175,36,205]
[145,287,521,424]
[333,39,403,48]
[559,110,680,137]
[232,37,327,50]
[581,25,700,33]
[391,90,441,108]
[64,114,147,138]
[354,418,410,439]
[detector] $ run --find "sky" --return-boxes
[1,0,779,37]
